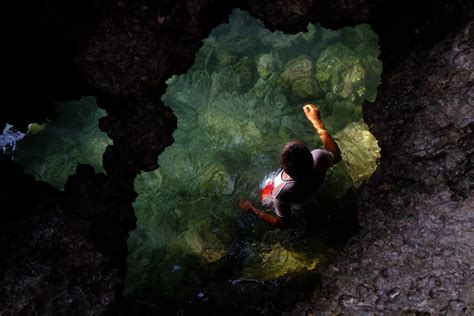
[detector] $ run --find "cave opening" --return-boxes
[124,9,382,313]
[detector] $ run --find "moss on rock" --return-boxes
[280,56,321,99]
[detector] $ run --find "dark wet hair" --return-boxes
[280,141,313,180]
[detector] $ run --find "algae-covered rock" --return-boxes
[323,161,355,200]
[238,228,343,281]
[213,47,237,67]
[230,57,256,92]
[280,56,321,99]
[261,30,298,50]
[336,121,381,185]
[257,53,282,79]
[198,222,235,263]
[316,44,369,101]
[324,100,363,132]
[242,242,323,280]
[200,163,235,195]
[360,55,383,102]
[342,23,380,56]
[212,10,264,53]
[14,97,112,189]
[210,57,256,96]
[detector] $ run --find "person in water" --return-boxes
[239,103,341,229]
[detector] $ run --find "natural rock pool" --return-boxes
[125,9,382,309]
[11,9,382,312]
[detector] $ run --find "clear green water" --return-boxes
[126,9,382,307]
[14,96,111,189]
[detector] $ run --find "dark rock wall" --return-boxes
[0,155,124,314]
[1,0,472,314]
[3,0,98,132]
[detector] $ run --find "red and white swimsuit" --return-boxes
[261,149,334,218]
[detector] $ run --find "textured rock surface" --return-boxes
[0,154,130,315]
[0,209,121,315]
[293,17,474,315]
[335,121,381,185]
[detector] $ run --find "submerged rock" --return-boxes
[257,53,281,79]
[336,121,381,185]
[230,57,257,93]
[243,243,320,279]
[316,44,365,101]
[280,56,322,99]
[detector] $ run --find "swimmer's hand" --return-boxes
[239,199,255,214]
[303,104,325,130]
[303,104,321,122]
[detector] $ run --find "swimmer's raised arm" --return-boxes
[303,104,341,163]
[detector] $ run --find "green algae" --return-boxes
[15,96,112,189]
[126,9,382,298]
[280,55,322,99]
[336,121,381,185]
